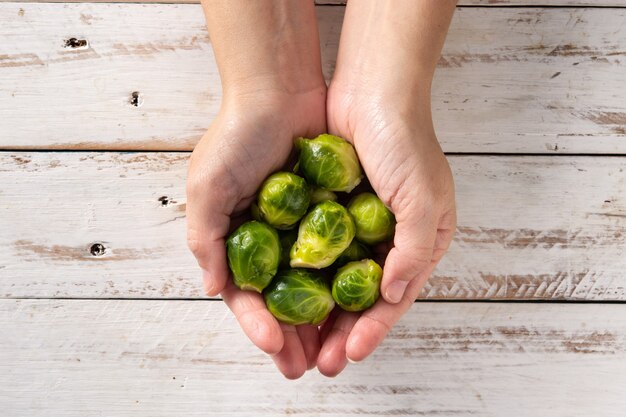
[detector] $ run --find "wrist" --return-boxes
[219,84,327,142]
[329,76,431,113]
[328,78,432,127]
[223,76,327,106]
[204,0,326,100]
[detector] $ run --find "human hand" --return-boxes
[316,85,457,376]
[186,88,327,379]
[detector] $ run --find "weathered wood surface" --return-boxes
[1,5,625,153]
[1,152,624,300]
[5,0,625,6]
[2,300,625,417]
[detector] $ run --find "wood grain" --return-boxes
[2,299,625,417]
[1,4,625,153]
[1,152,624,300]
[319,0,626,4]
[3,0,625,5]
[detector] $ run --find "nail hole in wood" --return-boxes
[158,196,178,207]
[90,243,106,257]
[64,38,88,49]
[130,91,143,107]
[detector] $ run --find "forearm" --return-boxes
[202,0,326,99]
[332,0,456,105]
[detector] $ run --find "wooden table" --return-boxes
[1,1,625,415]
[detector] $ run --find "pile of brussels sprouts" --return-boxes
[226,134,396,325]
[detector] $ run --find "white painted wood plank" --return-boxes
[4,0,625,6]
[321,0,626,5]
[1,5,625,153]
[1,300,625,416]
[1,152,624,300]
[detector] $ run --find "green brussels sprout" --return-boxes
[296,134,363,192]
[347,192,396,245]
[309,186,338,204]
[278,228,298,268]
[290,201,356,269]
[264,269,335,325]
[258,172,310,230]
[332,259,382,312]
[333,240,372,269]
[226,221,281,292]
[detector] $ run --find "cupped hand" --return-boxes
[317,86,457,376]
[186,88,326,379]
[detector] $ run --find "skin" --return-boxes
[317,0,458,377]
[188,0,457,379]
[188,0,326,379]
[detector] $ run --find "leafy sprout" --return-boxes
[258,172,310,230]
[296,134,363,192]
[226,221,281,292]
[309,186,337,204]
[263,269,335,325]
[332,259,382,312]
[290,200,356,269]
[348,192,396,244]
[333,239,372,269]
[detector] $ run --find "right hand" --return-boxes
[186,87,326,379]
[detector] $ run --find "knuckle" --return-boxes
[185,175,203,198]
[187,165,240,203]
[186,228,207,259]
[408,252,432,272]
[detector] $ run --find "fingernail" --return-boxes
[386,280,409,303]
[347,357,360,364]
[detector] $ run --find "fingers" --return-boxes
[343,211,455,363]
[222,280,314,379]
[296,325,321,370]
[432,209,457,263]
[381,210,437,304]
[346,264,434,362]
[186,162,239,296]
[317,311,360,377]
[271,323,308,380]
[221,280,284,355]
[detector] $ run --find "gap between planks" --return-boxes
[3,296,626,304]
[1,149,626,156]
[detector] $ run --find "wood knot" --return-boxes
[130,91,143,107]
[159,196,171,206]
[64,38,88,49]
[158,196,177,207]
[90,243,106,256]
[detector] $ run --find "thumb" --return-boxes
[186,175,236,297]
[381,211,437,304]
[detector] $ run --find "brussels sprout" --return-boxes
[278,228,298,268]
[348,192,396,245]
[333,240,372,269]
[309,186,337,204]
[226,221,281,292]
[332,259,382,312]
[264,269,335,325]
[258,172,310,230]
[290,201,356,269]
[296,134,362,192]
